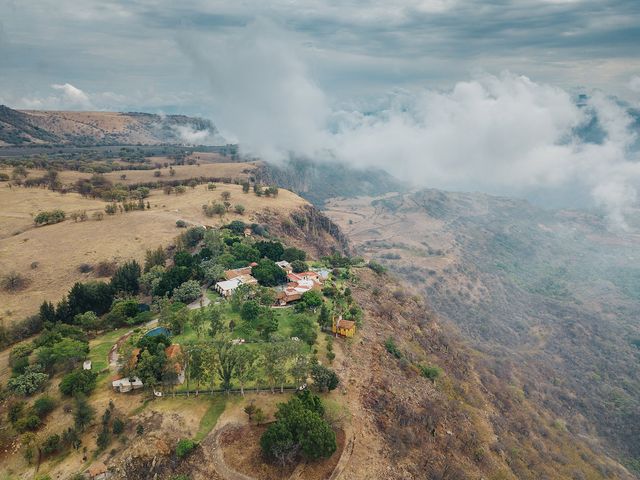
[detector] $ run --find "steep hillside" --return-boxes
[325,190,640,474]
[339,268,633,479]
[0,106,218,146]
[254,158,407,205]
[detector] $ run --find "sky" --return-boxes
[1,0,640,225]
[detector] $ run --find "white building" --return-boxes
[214,274,258,297]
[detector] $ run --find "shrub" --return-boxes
[207,182,216,190]
[95,260,117,277]
[77,263,94,274]
[420,365,443,382]
[33,396,56,418]
[367,261,386,275]
[15,414,41,432]
[176,439,197,458]
[384,337,402,359]
[41,434,61,455]
[176,219,188,228]
[104,203,118,215]
[34,209,66,225]
[1,271,30,292]
[234,204,245,215]
[112,417,124,435]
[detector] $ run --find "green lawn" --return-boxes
[194,396,227,442]
[88,327,130,372]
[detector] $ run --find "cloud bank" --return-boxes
[182,22,640,229]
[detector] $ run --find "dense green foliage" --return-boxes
[261,391,336,464]
[59,369,98,396]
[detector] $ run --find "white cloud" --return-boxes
[51,83,93,109]
[183,20,640,228]
[629,76,640,93]
[18,83,94,110]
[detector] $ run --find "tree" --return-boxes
[240,300,261,324]
[206,305,224,337]
[201,260,225,284]
[242,182,250,193]
[252,259,286,286]
[172,280,201,304]
[291,260,307,273]
[244,402,257,421]
[41,434,61,455]
[7,365,48,396]
[74,311,100,330]
[230,242,260,263]
[261,392,335,464]
[33,396,56,418]
[59,369,98,396]
[39,300,56,323]
[311,363,339,392]
[289,351,311,386]
[112,417,124,434]
[255,241,285,261]
[190,308,207,339]
[183,343,205,394]
[235,349,258,397]
[221,191,231,201]
[291,317,317,346]
[74,394,95,432]
[262,341,291,393]
[66,281,114,317]
[37,337,89,372]
[297,290,323,311]
[212,338,241,391]
[318,303,331,329]
[110,260,141,294]
[144,246,166,272]
[154,266,191,297]
[62,427,81,450]
[260,420,298,467]
[283,247,306,262]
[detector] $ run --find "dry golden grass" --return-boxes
[0,186,106,239]
[0,161,256,188]
[0,182,306,324]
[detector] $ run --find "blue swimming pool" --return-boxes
[145,326,171,337]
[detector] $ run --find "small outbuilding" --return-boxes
[332,316,356,338]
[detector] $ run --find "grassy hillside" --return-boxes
[0,106,219,146]
[0,177,306,324]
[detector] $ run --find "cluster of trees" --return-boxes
[38,260,151,330]
[261,391,336,466]
[33,209,66,225]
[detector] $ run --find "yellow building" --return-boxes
[332,316,356,338]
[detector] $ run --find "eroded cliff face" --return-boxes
[256,204,351,258]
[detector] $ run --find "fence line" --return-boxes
[159,386,300,397]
